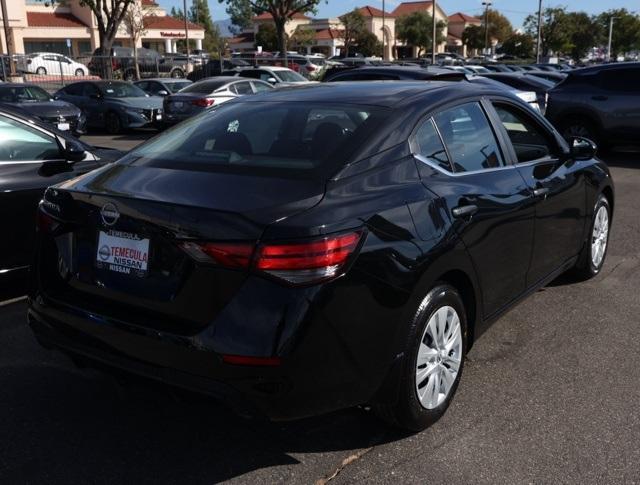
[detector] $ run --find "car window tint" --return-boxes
[251,81,272,93]
[231,82,253,95]
[434,102,504,172]
[238,70,264,80]
[123,102,388,178]
[413,118,452,171]
[136,81,148,91]
[0,114,60,161]
[598,68,640,92]
[493,104,555,163]
[63,83,84,96]
[83,83,100,97]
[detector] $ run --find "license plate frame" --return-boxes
[95,230,150,278]
[57,122,70,131]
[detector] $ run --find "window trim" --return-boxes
[0,112,66,164]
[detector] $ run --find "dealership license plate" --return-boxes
[96,230,150,277]
[57,122,70,131]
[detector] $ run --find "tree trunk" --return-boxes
[274,18,287,68]
[133,41,140,80]
[99,33,114,79]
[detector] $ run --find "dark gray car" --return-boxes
[55,81,164,134]
[0,84,86,136]
[134,78,193,97]
[545,63,640,147]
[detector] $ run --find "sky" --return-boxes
[157,0,637,29]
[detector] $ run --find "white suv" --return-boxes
[20,53,88,77]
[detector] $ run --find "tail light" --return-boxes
[36,206,58,234]
[179,231,363,285]
[307,64,316,72]
[191,98,215,107]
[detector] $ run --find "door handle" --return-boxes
[452,204,478,219]
[533,187,550,198]
[592,95,608,101]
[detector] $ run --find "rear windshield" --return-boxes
[166,81,192,93]
[181,80,230,93]
[101,83,147,98]
[275,70,307,82]
[121,101,388,178]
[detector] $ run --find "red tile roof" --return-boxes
[143,15,204,30]
[356,6,394,18]
[314,29,343,40]
[229,32,255,44]
[448,12,481,23]
[141,0,158,5]
[392,1,434,17]
[253,12,312,21]
[26,12,87,28]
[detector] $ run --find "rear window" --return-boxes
[121,102,388,178]
[181,80,230,93]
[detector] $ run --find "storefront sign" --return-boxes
[160,32,185,38]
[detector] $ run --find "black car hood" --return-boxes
[1,100,80,118]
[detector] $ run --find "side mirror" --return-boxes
[267,77,277,84]
[570,136,597,161]
[62,138,87,162]
[157,90,169,96]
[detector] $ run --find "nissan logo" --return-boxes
[100,202,120,226]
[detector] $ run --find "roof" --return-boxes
[143,15,204,30]
[314,29,343,41]
[392,2,434,17]
[356,6,395,18]
[26,12,87,28]
[228,32,255,44]
[141,0,158,5]
[448,12,481,24]
[253,12,312,21]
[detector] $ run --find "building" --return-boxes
[447,12,482,57]
[228,2,460,60]
[0,0,204,56]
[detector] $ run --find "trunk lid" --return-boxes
[40,164,324,334]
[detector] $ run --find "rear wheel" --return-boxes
[375,284,467,431]
[572,194,611,279]
[171,68,184,78]
[123,69,136,81]
[36,66,47,75]
[75,68,85,76]
[105,112,122,135]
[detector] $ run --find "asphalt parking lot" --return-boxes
[1,134,638,484]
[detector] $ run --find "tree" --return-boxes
[170,6,184,19]
[189,0,224,54]
[219,0,324,62]
[339,9,366,57]
[462,24,485,52]
[255,23,280,51]
[395,12,446,57]
[354,30,382,57]
[595,9,640,58]
[291,26,316,52]
[123,2,148,79]
[498,33,534,58]
[477,9,513,44]
[524,7,572,57]
[564,12,599,61]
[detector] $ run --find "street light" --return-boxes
[432,0,437,64]
[535,0,543,63]
[482,1,492,57]
[382,0,386,61]
[607,16,618,62]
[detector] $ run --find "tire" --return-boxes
[36,66,47,75]
[105,112,122,135]
[75,68,85,76]
[123,69,136,81]
[572,194,611,280]
[559,116,601,146]
[374,284,467,431]
[170,68,184,78]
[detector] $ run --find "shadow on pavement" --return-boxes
[0,304,403,484]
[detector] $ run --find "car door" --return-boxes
[81,82,105,127]
[0,114,75,272]
[411,101,536,317]
[57,55,73,75]
[595,67,640,141]
[41,54,60,74]
[487,100,586,287]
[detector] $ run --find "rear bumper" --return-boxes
[27,282,402,420]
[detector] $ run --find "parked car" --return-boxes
[480,73,555,113]
[464,65,491,74]
[525,70,568,84]
[0,83,86,136]
[188,58,251,81]
[134,78,193,97]
[17,52,88,76]
[88,47,187,81]
[0,108,123,294]
[546,63,640,147]
[55,81,163,134]
[162,76,273,126]
[287,54,326,79]
[231,66,310,85]
[467,76,542,112]
[29,81,613,431]
[322,66,465,82]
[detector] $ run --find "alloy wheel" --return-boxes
[415,306,463,410]
[591,205,609,268]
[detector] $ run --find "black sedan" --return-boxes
[54,81,164,134]
[29,81,613,431]
[0,109,122,295]
[0,83,86,136]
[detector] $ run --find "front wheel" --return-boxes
[75,68,85,76]
[36,66,47,75]
[572,194,611,279]
[170,69,184,78]
[375,284,467,431]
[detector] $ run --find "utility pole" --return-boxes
[607,16,615,62]
[536,0,543,63]
[183,0,190,59]
[431,0,436,64]
[0,0,15,75]
[482,1,492,57]
[382,0,386,61]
